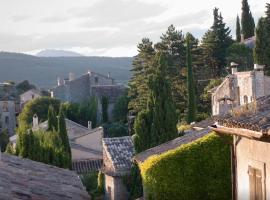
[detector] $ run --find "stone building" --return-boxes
[0,153,89,200]
[0,99,17,135]
[102,136,134,200]
[51,71,125,122]
[212,64,270,116]
[20,89,41,109]
[211,95,270,200]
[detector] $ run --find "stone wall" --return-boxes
[69,74,91,103]
[0,101,16,135]
[105,175,129,200]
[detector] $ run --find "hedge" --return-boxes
[139,132,232,200]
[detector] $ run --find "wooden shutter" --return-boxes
[248,166,263,200]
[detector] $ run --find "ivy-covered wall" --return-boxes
[139,133,232,200]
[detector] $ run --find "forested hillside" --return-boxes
[0,52,132,88]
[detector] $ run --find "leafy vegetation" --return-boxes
[139,133,232,200]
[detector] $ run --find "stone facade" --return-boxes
[212,64,270,116]
[20,89,41,109]
[51,71,125,122]
[0,100,16,135]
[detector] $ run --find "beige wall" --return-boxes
[105,175,129,200]
[236,136,270,200]
[75,129,102,152]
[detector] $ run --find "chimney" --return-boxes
[254,64,264,71]
[33,114,39,129]
[88,121,92,130]
[69,73,75,81]
[231,62,238,74]
[57,77,63,86]
[240,34,245,43]
[107,72,111,79]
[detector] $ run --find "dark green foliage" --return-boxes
[19,97,60,127]
[15,80,36,95]
[112,92,129,123]
[227,43,253,71]
[0,129,9,152]
[47,105,58,131]
[5,143,14,154]
[201,8,233,77]
[103,122,128,138]
[101,96,109,123]
[236,15,241,42]
[241,0,255,39]
[186,34,196,123]
[128,38,155,114]
[58,106,72,168]
[97,171,105,194]
[133,53,178,153]
[149,53,178,146]
[129,164,143,199]
[140,133,232,200]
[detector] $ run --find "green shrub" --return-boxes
[97,171,105,194]
[139,133,232,200]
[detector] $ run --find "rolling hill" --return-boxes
[0,52,133,89]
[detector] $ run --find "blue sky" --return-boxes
[0,0,268,56]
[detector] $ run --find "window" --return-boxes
[2,102,8,112]
[248,166,263,200]
[244,95,248,104]
[95,76,99,84]
[5,116,9,125]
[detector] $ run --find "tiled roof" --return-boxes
[103,136,134,171]
[0,153,89,200]
[72,159,103,174]
[134,128,212,163]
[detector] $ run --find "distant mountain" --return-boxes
[0,52,133,89]
[36,49,83,57]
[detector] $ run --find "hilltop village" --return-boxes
[1,0,270,200]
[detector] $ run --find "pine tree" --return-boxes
[236,15,241,42]
[47,105,57,131]
[186,34,196,123]
[128,38,155,114]
[201,8,232,77]
[241,0,255,39]
[149,52,178,146]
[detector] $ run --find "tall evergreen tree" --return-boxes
[58,107,71,168]
[254,17,267,65]
[201,8,232,77]
[47,105,57,131]
[149,52,178,146]
[236,15,241,42]
[128,38,155,114]
[241,0,255,39]
[186,34,196,123]
[101,96,109,123]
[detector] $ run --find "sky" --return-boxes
[0,0,268,57]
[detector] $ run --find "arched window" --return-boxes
[244,95,248,104]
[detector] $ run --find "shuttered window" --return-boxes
[248,166,263,200]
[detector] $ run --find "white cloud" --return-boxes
[0,0,268,56]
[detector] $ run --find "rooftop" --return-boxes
[212,95,270,139]
[103,136,134,172]
[134,128,211,163]
[0,153,89,200]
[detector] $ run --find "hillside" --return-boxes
[36,49,83,57]
[0,52,133,89]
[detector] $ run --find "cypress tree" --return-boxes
[101,96,109,123]
[236,15,241,42]
[149,52,178,146]
[241,0,255,39]
[254,17,267,65]
[58,107,71,167]
[47,105,57,131]
[186,34,196,123]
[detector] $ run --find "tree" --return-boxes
[101,96,109,123]
[186,34,196,123]
[58,106,71,168]
[47,105,58,131]
[201,8,233,77]
[149,52,178,146]
[241,0,255,39]
[236,15,241,42]
[112,92,129,123]
[0,129,9,152]
[128,38,155,114]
